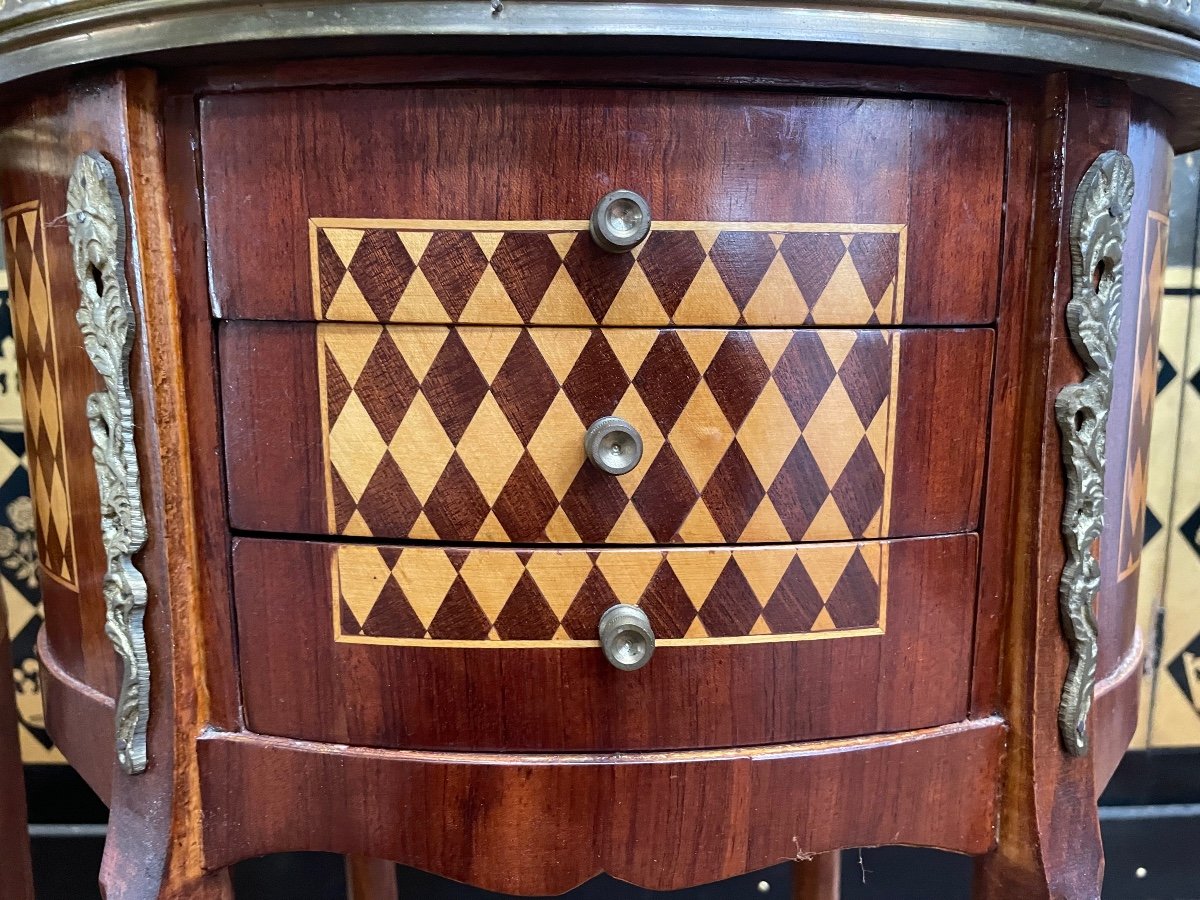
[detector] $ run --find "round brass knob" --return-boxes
[590,189,652,253]
[585,416,643,475]
[598,604,655,671]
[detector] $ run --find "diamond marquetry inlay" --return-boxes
[2,201,76,590]
[1118,210,1170,581]
[320,325,903,545]
[312,220,906,326]
[334,542,889,647]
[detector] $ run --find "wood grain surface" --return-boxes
[1096,97,1173,681]
[0,80,122,702]
[197,718,1004,893]
[232,532,978,751]
[0,70,235,899]
[221,323,993,543]
[200,86,1005,324]
[971,74,1133,900]
[37,629,114,806]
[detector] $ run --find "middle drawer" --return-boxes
[221,323,992,543]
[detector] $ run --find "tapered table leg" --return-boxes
[345,856,398,900]
[792,853,841,900]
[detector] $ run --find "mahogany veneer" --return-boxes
[0,43,1172,900]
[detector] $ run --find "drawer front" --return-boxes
[200,87,1006,324]
[311,218,907,327]
[232,533,978,750]
[221,324,993,543]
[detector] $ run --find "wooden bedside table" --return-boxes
[0,4,1187,898]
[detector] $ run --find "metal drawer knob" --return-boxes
[590,189,652,252]
[598,604,655,671]
[585,416,643,475]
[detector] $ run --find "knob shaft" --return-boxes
[585,416,643,475]
[598,604,655,671]
[590,189,652,252]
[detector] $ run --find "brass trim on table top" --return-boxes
[1,2,1200,143]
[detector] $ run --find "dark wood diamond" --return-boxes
[423,454,491,540]
[761,555,826,633]
[491,330,561,443]
[347,230,417,321]
[354,455,423,537]
[339,598,362,636]
[698,559,762,637]
[41,522,63,580]
[631,445,700,543]
[560,464,632,543]
[324,349,354,423]
[28,213,43,277]
[778,232,847,304]
[708,231,778,310]
[822,549,881,628]
[772,332,838,428]
[633,331,702,433]
[830,438,885,537]
[34,432,55,494]
[704,332,772,430]
[22,330,44,383]
[701,443,766,542]
[640,560,698,639]
[563,233,636,322]
[562,331,631,426]
[59,540,74,585]
[361,576,426,638]
[420,329,490,443]
[493,453,561,543]
[330,469,357,532]
[377,546,404,569]
[561,568,621,640]
[316,229,348,314]
[428,577,493,640]
[636,231,707,316]
[489,233,564,321]
[419,231,489,319]
[766,437,832,540]
[493,572,560,640]
[847,232,900,307]
[445,548,472,572]
[11,218,34,294]
[353,331,420,441]
[837,331,892,427]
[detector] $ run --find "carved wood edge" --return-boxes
[66,150,150,775]
[1054,149,1134,756]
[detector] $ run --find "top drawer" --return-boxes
[199,87,1006,325]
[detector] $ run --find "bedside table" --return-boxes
[0,3,1188,898]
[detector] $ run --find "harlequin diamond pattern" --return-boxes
[334,542,886,645]
[2,203,75,589]
[322,325,900,544]
[1119,212,1168,582]
[312,220,906,326]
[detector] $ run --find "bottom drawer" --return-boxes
[232,534,978,752]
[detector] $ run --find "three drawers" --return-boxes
[203,84,1005,751]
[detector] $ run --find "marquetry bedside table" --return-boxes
[0,3,1189,898]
